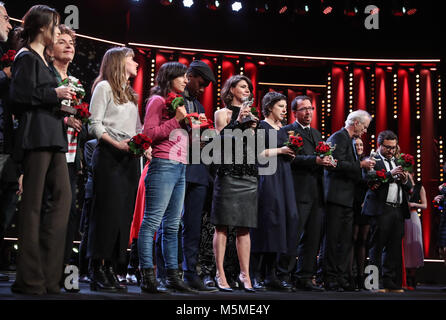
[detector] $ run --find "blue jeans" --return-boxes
[138,157,186,269]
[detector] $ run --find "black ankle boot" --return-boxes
[104,265,127,293]
[140,268,170,294]
[90,264,117,292]
[166,269,198,293]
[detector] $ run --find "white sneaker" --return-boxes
[126,273,138,285]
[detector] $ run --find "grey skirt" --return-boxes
[210,174,258,228]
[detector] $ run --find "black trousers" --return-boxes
[323,202,354,285]
[295,197,325,281]
[369,205,404,286]
[12,151,71,294]
[181,182,208,279]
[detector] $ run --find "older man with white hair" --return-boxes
[0,1,16,282]
[322,110,376,291]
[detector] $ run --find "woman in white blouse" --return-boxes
[87,47,141,293]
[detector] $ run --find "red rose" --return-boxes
[376,169,387,179]
[290,135,303,147]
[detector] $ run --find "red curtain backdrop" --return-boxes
[421,69,434,257]
[375,67,388,136]
[133,53,145,119]
[398,69,411,154]
[331,66,346,133]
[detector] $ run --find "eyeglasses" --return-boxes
[381,144,397,150]
[296,107,315,112]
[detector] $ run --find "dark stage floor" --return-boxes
[1,270,445,301]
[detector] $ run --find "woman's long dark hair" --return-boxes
[16,5,60,49]
[150,61,188,98]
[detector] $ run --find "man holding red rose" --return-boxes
[361,130,413,292]
[277,95,335,292]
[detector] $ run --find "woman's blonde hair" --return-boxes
[92,47,138,105]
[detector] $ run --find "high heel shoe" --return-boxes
[237,274,255,293]
[214,275,233,292]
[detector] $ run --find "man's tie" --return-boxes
[304,127,314,145]
[386,158,401,204]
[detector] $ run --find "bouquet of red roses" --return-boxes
[128,133,152,157]
[1,50,16,67]
[165,92,185,117]
[395,153,415,172]
[73,102,91,124]
[367,168,389,190]
[315,141,337,166]
[284,131,304,153]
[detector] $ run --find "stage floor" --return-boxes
[1,271,445,300]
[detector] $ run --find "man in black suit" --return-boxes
[278,96,334,291]
[0,2,16,282]
[323,110,375,291]
[362,130,412,291]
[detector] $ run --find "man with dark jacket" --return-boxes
[0,2,16,282]
[279,96,334,291]
[362,130,412,292]
[181,60,218,291]
[323,110,375,291]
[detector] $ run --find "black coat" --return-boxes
[183,91,210,186]
[323,128,362,208]
[282,121,325,203]
[361,155,412,219]
[9,48,67,161]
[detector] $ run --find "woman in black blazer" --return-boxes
[9,5,74,295]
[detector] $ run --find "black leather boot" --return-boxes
[140,268,170,294]
[166,269,198,293]
[90,263,117,292]
[104,265,128,293]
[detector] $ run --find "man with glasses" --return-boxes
[277,95,335,292]
[0,2,16,282]
[362,130,412,292]
[323,109,375,291]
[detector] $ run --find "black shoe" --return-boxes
[140,268,170,294]
[296,279,325,292]
[339,281,357,292]
[0,273,9,282]
[264,278,292,292]
[214,275,233,292]
[203,275,215,287]
[237,274,255,293]
[90,266,117,293]
[165,269,198,293]
[104,266,127,293]
[383,279,404,292]
[79,275,91,283]
[252,278,267,292]
[324,281,340,291]
[184,276,218,292]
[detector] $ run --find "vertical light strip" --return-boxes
[216,61,222,110]
[150,58,156,88]
[348,71,353,112]
[325,71,332,139]
[393,72,398,119]
[370,70,376,149]
[440,137,444,182]
[416,135,422,183]
[321,99,326,139]
[416,72,421,119]
[438,75,442,120]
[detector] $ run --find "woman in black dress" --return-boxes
[212,75,258,292]
[250,91,298,292]
[352,137,370,289]
[9,5,74,295]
